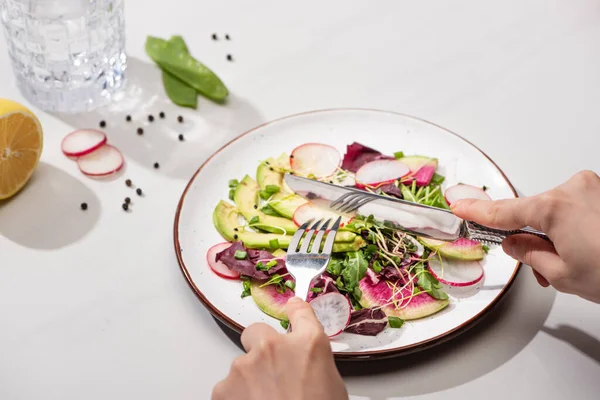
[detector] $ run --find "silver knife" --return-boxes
[284,174,551,245]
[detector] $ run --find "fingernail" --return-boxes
[287,297,302,305]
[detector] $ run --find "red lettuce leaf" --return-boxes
[341,142,394,173]
[344,307,388,336]
[215,242,286,279]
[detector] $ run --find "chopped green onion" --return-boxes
[266,259,278,268]
[241,280,252,298]
[261,204,281,217]
[234,250,247,260]
[249,215,259,225]
[228,179,239,188]
[284,280,295,291]
[275,284,286,294]
[280,320,289,329]
[372,260,382,273]
[482,245,490,253]
[310,287,323,293]
[393,151,404,159]
[256,262,268,271]
[265,184,280,194]
[259,190,271,200]
[431,173,445,185]
[269,238,279,249]
[388,316,404,328]
[228,189,235,201]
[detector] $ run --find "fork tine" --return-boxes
[310,218,332,254]
[330,192,353,209]
[298,219,323,253]
[288,220,312,253]
[321,216,342,254]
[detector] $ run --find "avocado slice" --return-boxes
[256,153,293,200]
[213,201,363,251]
[269,193,307,219]
[234,175,298,234]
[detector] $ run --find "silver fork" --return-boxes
[330,191,551,246]
[285,216,341,332]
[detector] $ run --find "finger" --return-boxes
[286,297,323,335]
[502,235,566,282]
[451,197,542,230]
[240,322,279,352]
[532,269,550,287]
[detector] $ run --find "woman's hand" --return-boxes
[212,297,348,400]
[451,170,600,303]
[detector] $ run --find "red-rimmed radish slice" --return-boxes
[428,257,483,287]
[309,292,351,337]
[290,143,341,178]
[355,159,410,188]
[292,202,352,228]
[444,184,491,205]
[61,129,107,157]
[77,144,124,176]
[206,242,241,279]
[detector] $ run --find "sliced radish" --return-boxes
[292,202,352,228]
[355,159,410,188]
[206,242,241,279]
[444,184,491,205]
[61,129,107,157]
[309,292,351,337]
[77,144,124,176]
[290,143,341,178]
[428,257,483,287]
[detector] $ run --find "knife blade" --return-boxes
[284,174,464,241]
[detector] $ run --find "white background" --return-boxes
[0,0,599,399]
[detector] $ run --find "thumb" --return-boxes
[502,235,565,285]
[451,197,542,231]
[286,297,323,335]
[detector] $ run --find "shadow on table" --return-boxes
[0,162,100,249]
[52,57,264,181]
[541,325,600,365]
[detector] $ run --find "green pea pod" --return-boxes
[161,36,197,108]
[146,36,228,102]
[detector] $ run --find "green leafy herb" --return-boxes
[280,320,289,329]
[284,280,295,291]
[241,280,251,298]
[414,264,448,300]
[261,204,281,217]
[234,250,247,260]
[388,316,405,328]
[340,251,368,293]
[372,260,383,273]
[145,36,228,102]
[255,261,268,271]
[335,276,345,290]
[310,287,323,294]
[327,257,344,276]
[431,173,445,185]
[275,285,287,294]
[353,286,362,301]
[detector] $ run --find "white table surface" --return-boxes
[1,0,599,399]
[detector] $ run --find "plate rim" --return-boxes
[173,107,522,360]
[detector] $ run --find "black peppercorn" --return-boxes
[154,162,159,169]
[225,34,230,40]
[234,228,238,231]
[99,120,106,128]
[178,134,184,141]
[137,127,143,135]
[212,33,218,40]
[122,203,129,211]
[81,202,88,210]
[125,115,131,122]
[177,115,184,123]
[125,197,131,204]
[125,179,132,187]
[159,111,165,119]
[253,205,258,209]
[226,54,233,61]
[148,114,154,122]
[233,234,238,240]
[136,188,142,196]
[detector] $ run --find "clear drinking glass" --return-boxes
[0,0,127,113]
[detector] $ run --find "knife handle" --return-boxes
[466,222,552,245]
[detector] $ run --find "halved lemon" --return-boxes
[0,99,43,200]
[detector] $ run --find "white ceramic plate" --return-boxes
[174,109,520,360]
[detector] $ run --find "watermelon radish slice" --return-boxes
[419,237,484,261]
[77,144,124,176]
[400,156,438,187]
[309,292,351,337]
[251,279,294,320]
[61,129,107,157]
[290,143,341,178]
[206,242,241,279]
[355,159,410,188]
[359,277,449,320]
[292,202,352,228]
[428,257,484,287]
[445,183,491,205]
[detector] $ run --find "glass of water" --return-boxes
[0,0,127,113]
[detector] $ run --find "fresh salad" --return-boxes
[209,142,492,337]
